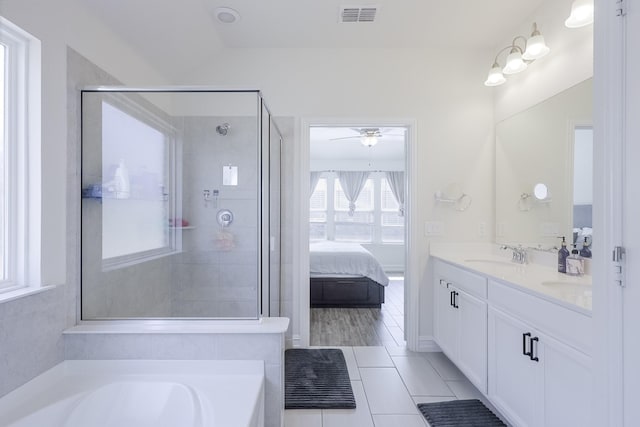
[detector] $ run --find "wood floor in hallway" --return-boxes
[310,277,405,347]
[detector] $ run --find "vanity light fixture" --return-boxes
[484,22,550,87]
[565,0,594,28]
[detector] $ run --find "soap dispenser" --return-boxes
[566,244,585,276]
[558,236,570,273]
[580,237,592,258]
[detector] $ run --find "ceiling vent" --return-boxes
[339,6,378,23]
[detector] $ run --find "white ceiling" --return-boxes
[81,0,545,80]
[310,126,405,165]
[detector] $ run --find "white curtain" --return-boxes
[385,171,405,217]
[337,171,370,216]
[310,171,322,196]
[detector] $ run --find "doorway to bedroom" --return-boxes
[308,125,407,347]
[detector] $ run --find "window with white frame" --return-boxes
[380,178,404,243]
[0,17,40,293]
[100,99,175,268]
[309,178,327,240]
[334,178,374,242]
[309,172,404,244]
[0,42,6,284]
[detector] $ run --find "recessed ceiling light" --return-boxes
[214,7,241,24]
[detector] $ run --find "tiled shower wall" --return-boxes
[171,116,259,317]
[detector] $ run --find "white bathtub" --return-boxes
[0,360,264,427]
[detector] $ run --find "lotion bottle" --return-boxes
[558,236,570,273]
[566,244,585,276]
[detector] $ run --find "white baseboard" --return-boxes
[418,335,441,352]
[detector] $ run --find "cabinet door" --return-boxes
[541,333,592,427]
[435,278,458,359]
[488,307,542,427]
[457,290,487,393]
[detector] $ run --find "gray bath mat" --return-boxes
[285,348,356,409]
[417,399,506,426]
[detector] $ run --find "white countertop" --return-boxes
[430,248,592,314]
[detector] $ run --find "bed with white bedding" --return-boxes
[309,241,389,308]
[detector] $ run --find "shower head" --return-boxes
[216,123,230,136]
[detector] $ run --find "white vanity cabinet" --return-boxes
[434,260,488,393]
[488,280,592,427]
[432,257,592,427]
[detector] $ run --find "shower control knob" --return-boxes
[216,209,234,227]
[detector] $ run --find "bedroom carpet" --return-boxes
[417,399,506,426]
[284,348,356,409]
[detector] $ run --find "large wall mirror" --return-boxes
[495,78,593,251]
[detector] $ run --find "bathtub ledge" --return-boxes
[64,317,289,335]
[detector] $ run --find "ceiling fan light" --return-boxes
[361,135,378,147]
[503,48,527,75]
[484,63,506,86]
[565,0,594,28]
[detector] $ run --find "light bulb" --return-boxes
[361,135,378,147]
[484,63,506,86]
[503,48,527,75]
[565,0,594,28]
[523,34,550,60]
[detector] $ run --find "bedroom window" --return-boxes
[380,178,404,243]
[309,178,327,240]
[309,172,404,244]
[334,178,374,242]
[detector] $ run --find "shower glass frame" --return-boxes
[79,88,281,321]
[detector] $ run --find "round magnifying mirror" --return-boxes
[533,183,548,200]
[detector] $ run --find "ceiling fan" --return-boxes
[329,127,404,147]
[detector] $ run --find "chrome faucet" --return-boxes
[500,245,528,264]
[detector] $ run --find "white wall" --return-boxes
[310,158,405,172]
[182,47,495,345]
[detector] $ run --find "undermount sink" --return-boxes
[463,259,519,267]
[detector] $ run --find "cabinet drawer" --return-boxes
[434,259,487,299]
[488,279,591,355]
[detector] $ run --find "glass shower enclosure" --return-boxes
[81,89,281,319]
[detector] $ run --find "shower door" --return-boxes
[80,89,279,320]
